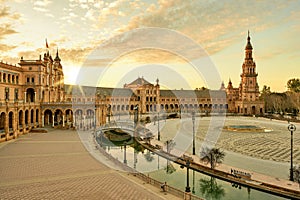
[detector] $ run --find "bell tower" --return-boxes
[232,31,264,115]
[239,31,260,102]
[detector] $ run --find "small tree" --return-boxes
[287,78,300,93]
[164,139,175,154]
[200,147,225,169]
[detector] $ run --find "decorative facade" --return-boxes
[226,32,264,114]
[0,32,264,142]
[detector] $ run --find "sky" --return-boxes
[0,0,299,92]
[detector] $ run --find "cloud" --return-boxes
[0,43,17,52]
[33,0,52,13]
[0,23,18,39]
[119,0,295,55]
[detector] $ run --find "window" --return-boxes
[27,77,30,83]
[31,77,34,83]
[15,89,18,100]
[3,73,6,82]
[12,75,15,83]
[8,74,10,83]
[16,76,19,84]
[5,87,9,100]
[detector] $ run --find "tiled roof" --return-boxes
[64,84,136,97]
[160,89,226,99]
[127,77,153,86]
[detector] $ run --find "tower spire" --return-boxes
[54,47,61,62]
[245,30,252,50]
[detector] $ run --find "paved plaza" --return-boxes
[0,128,181,200]
[144,116,300,180]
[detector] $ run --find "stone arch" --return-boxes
[0,112,5,139]
[44,109,53,126]
[74,109,83,129]
[8,111,14,134]
[25,110,29,126]
[54,109,63,126]
[252,106,256,115]
[65,109,73,126]
[18,110,23,128]
[26,88,35,103]
[36,109,39,124]
[30,109,34,124]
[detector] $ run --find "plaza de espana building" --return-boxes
[0,33,264,142]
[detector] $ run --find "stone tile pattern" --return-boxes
[0,130,165,200]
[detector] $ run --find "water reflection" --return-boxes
[199,177,225,200]
[165,160,176,174]
[96,136,286,200]
[144,150,155,162]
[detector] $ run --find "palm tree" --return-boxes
[164,139,175,154]
[200,147,225,169]
[144,149,155,162]
[199,177,225,200]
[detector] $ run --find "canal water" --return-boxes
[97,137,287,200]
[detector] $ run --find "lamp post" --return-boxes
[288,124,296,181]
[192,111,195,155]
[134,105,139,138]
[157,112,160,141]
[192,170,195,194]
[185,159,191,193]
[123,141,127,164]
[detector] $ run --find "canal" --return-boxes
[96,136,287,200]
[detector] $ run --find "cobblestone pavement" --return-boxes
[0,129,180,200]
[150,116,300,163]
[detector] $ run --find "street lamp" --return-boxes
[123,141,127,164]
[192,111,195,155]
[185,159,191,193]
[134,105,139,138]
[288,124,296,181]
[157,112,160,141]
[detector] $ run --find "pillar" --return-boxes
[62,115,65,127]
[24,92,27,103]
[13,111,17,139]
[34,91,36,102]
[33,110,36,128]
[22,111,25,134]
[5,113,9,141]
[52,115,54,127]
[83,115,86,130]
[42,115,44,127]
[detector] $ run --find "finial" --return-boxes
[45,38,49,48]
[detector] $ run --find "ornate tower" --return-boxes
[239,31,260,102]
[233,31,264,115]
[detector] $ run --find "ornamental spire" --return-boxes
[245,30,253,50]
[54,48,61,62]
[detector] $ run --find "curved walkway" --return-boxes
[0,128,181,200]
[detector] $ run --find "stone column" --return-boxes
[5,113,9,141]
[22,111,25,134]
[33,110,36,128]
[34,91,37,102]
[83,115,86,130]
[42,115,44,127]
[13,111,17,139]
[52,115,55,127]
[62,115,65,127]
[24,92,27,103]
